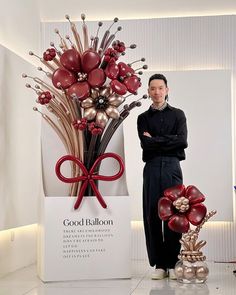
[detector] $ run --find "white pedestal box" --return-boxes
[37,196,131,282]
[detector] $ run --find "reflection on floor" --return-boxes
[0,261,235,295]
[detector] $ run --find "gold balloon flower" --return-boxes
[81,86,124,128]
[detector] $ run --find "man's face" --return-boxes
[148,79,169,105]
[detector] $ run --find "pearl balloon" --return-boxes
[183,266,196,280]
[196,266,209,279]
[175,266,184,279]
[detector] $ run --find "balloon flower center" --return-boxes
[94,96,109,110]
[173,196,190,213]
[77,72,88,82]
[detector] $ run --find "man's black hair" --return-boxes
[148,74,168,87]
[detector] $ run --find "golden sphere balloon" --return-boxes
[196,266,209,280]
[175,266,184,279]
[183,266,196,280]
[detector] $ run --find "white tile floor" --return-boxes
[0,261,235,295]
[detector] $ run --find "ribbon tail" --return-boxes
[90,180,107,208]
[74,180,88,209]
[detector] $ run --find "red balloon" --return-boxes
[60,49,81,72]
[186,203,207,226]
[105,63,119,80]
[118,62,134,77]
[185,185,205,204]
[67,81,90,101]
[164,184,186,202]
[52,68,76,89]
[81,50,101,73]
[88,68,106,87]
[168,214,190,233]
[158,197,174,221]
[110,80,127,95]
[124,75,141,94]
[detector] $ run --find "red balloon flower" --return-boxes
[51,49,106,100]
[88,122,103,135]
[104,48,119,64]
[54,49,105,100]
[105,61,141,95]
[72,118,87,131]
[158,184,207,233]
[112,40,126,53]
[38,91,53,105]
[43,48,56,61]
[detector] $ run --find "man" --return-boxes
[137,74,188,280]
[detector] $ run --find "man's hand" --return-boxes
[143,132,152,137]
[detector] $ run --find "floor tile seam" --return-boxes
[22,285,38,295]
[42,286,123,289]
[130,269,150,294]
[28,285,137,290]
[0,265,36,282]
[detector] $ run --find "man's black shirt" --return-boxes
[137,104,188,162]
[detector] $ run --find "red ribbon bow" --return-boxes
[55,153,125,209]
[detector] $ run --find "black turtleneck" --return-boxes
[137,104,188,162]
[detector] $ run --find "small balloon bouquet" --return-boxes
[158,184,216,283]
[23,14,148,209]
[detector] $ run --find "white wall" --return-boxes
[0,225,37,278]
[0,0,41,278]
[0,45,42,230]
[38,0,236,21]
[0,0,40,63]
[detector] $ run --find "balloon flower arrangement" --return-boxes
[23,14,148,209]
[158,184,216,283]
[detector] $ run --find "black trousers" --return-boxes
[143,156,182,270]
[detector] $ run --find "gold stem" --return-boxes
[49,100,70,125]
[83,24,89,51]
[195,240,207,251]
[52,57,62,68]
[41,113,68,152]
[71,23,83,54]
[195,210,217,234]
[180,239,190,250]
[61,38,69,51]
[40,59,57,72]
